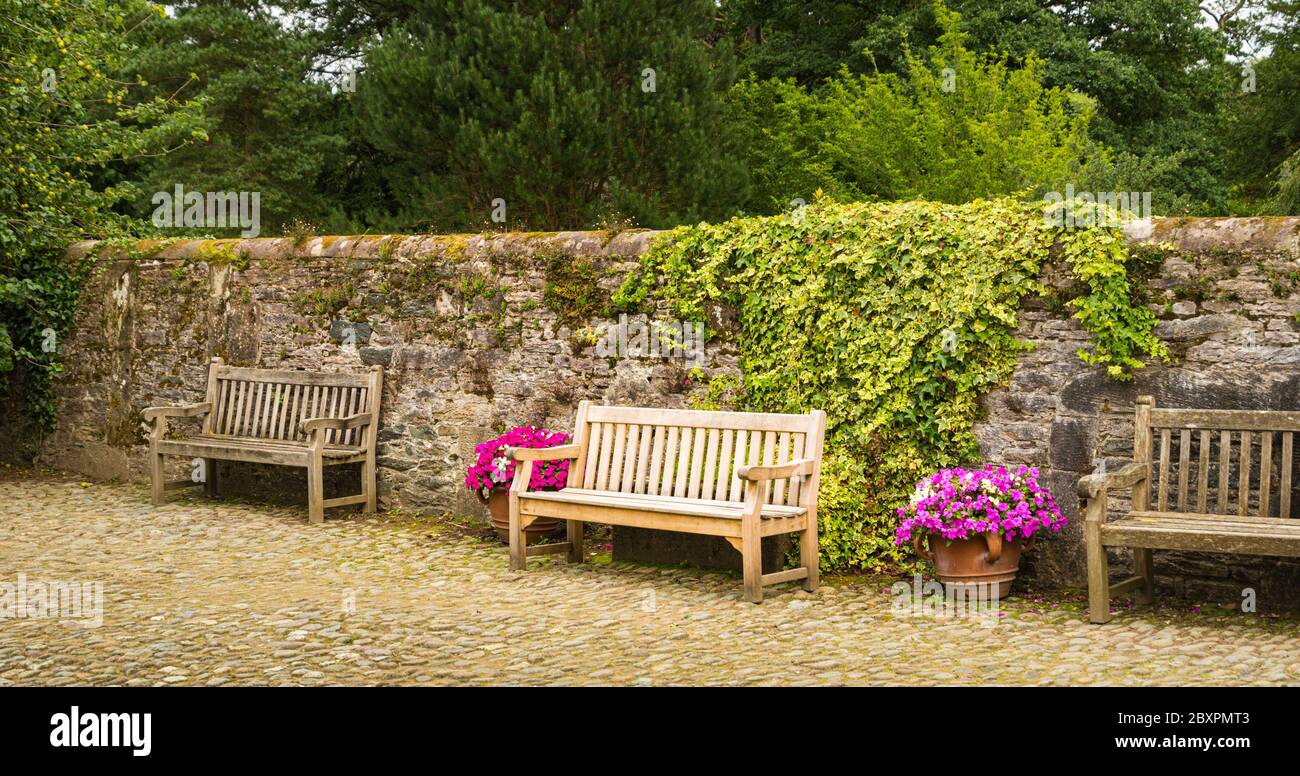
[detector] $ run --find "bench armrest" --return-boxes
[738,458,815,482]
[1076,461,1148,500]
[300,413,374,436]
[505,444,581,462]
[142,403,212,421]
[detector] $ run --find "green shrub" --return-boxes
[728,1,1100,214]
[616,197,1165,572]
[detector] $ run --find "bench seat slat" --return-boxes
[520,488,807,519]
[157,436,365,465]
[1123,510,1300,529]
[1103,518,1300,557]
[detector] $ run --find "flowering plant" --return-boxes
[894,465,1066,546]
[465,426,572,497]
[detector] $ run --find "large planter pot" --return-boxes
[480,489,563,543]
[913,531,1034,599]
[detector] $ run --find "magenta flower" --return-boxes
[464,426,572,495]
[894,465,1067,545]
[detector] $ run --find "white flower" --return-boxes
[489,456,511,484]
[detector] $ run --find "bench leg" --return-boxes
[508,494,526,571]
[1132,548,1155,604]
[307,457,325,525]
[800,518,819,593]
[362,455,377,514]
[1085,517,1112,624]
[203,458,218,498]
[566,519,584,563]
[150,446,165,506]
[741,527,763,604]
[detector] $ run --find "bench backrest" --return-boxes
[1137,395,1300,521]
[202,358,382,447]
[570,404,827,508]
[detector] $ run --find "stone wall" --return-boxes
[980,217,1300,607]
[17,218,1300,605]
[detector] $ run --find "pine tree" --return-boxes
[354,0,745,231]
[121,1,347,233]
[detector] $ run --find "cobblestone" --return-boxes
[1,475,1296,686]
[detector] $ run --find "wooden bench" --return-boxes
[1079,395,1300,623]
[144,357,383,523]
[504,402,827,603]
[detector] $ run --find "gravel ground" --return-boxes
[1,473,1296,686]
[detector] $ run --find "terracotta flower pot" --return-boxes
[913,531,1034,599]
[479,489,563,543]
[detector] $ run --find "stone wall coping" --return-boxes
[63,216,1300,263]
[65,229,669,263]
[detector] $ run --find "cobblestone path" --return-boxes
[1,476,1296,686]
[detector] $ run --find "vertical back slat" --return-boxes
[1218,430,1231,513]
[788,432,806,506]
[745,431,761,498]
[1238,430,1253,517]
[1282,432,1294,519]
[634,425,652,494]
[729,430,748,501]
[314,386,329,443]
[646,426,665,495]
[306,385,323,441]
[582,422,602,489]
[715,429,734,501]
[773,432,791,505]
[701,428,720,501]
[595,423,615,491]
[673,427,693,497]
[281,384,299,440]
[265,384,283,442]
[567,402,593,489]
[242,382,259,437]
[1260,431,1273,518]
[241,381,260,437]
[348,388,366,445]
[1197,430,1210,513]
[214,380,231,434]
[332,387,348,444]
[1157,429,1171,511]
[201,360,221,435]
[620,425,640,494]
[659,426,679,496]
[686,428,707,499]
[1177,429,1190,510]
[329,387,345,444]
[1132,397,1154,511]
[254,382,271,437]
[760,431,776,504]
[231,381,248,436]
[259,382,277,439]
[607,423,627,492]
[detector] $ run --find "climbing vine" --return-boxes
[614,198,1167,571]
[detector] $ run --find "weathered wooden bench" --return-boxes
[144,357,383,523]
[1079,395,1300,623]
[505,402,827,602]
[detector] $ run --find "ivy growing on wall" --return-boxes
[614,198,1167,571]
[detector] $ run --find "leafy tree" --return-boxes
[120,1,347,233]
[0,0,202,430]
[1223,1,1300,212]
[725,0,1236,213]
[731,4,1099,212]
[353,0,745,231]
